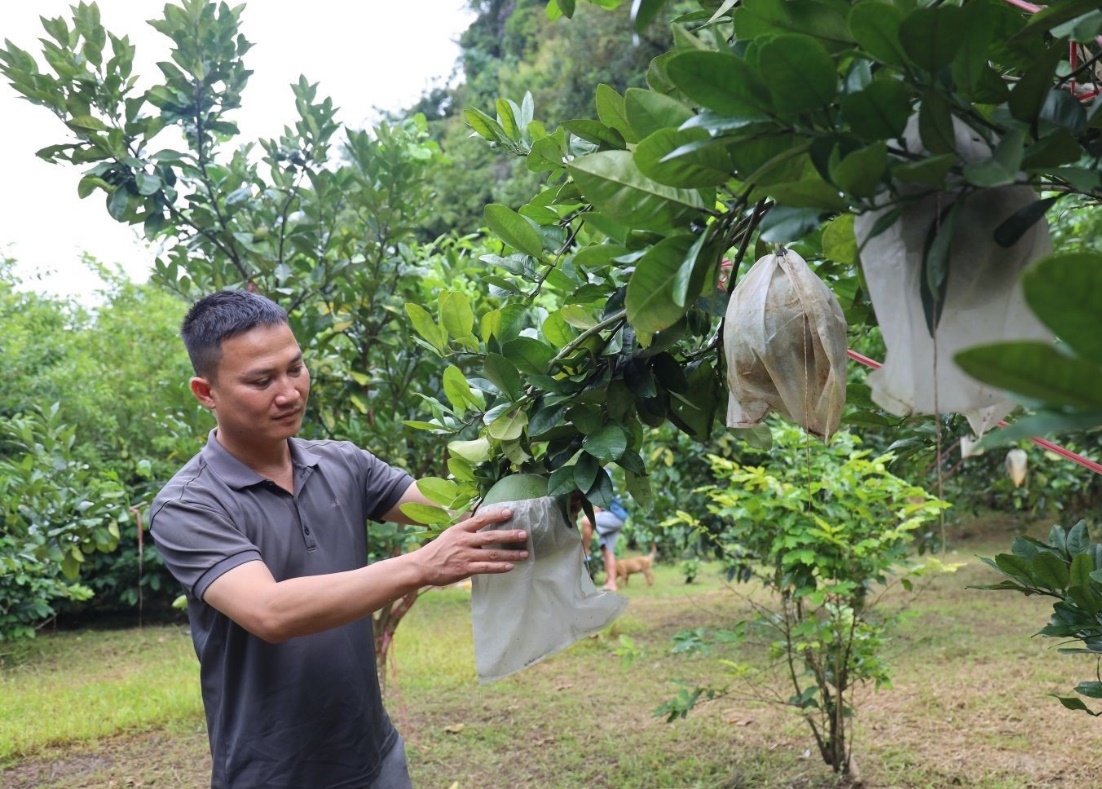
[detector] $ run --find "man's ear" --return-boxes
[190,376,215,409]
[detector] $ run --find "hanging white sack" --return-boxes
[853,115,1053,437]
[723,247,848,439]
[1005,448,1028,488]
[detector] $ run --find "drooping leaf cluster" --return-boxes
[977,520,1102,716]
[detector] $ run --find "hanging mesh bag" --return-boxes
[471,496,626,683]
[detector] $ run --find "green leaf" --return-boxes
[634,128,732,188]
[106,187,131,221]
[1033,551,1070,590]
[1021,130,1083,169]
[66,114,109,132]
[502,336,555,375]
[416,477,460,506]
[733,0,852,44]
[583,423,629,462]
[399,502,453,527]
[404,303,447,354]
[442,365,476,413]
[1021,253,1102,365]
[625,235,699,342]
[759,35,837,117]
[632,0,667,32]
[1008,44,1065,124]
[665,50,772,118]
[568,151,705,232]
[486,405,528,441]
[495,98,519,141]
[1019,0,1102,36]
[465,107,509,145]
[899,5,966,72]
[484,353,523,401]
[440,291,475,340]
[890,153,956,186]
[993,196,1062,248]
[624,88,694,139]
[918,91,956,155]
[839,80,911,141]
[484,204,544,258]
[849,1,907,66]
[596,83,638,144]
[976,410,1102,449]
[449,438,492,463]
[668,360,718,441]
[920,197,959,334]
[822,214,857,266]
[954,342,1102,410]
[563,119,626,148]
[830,141,886,198]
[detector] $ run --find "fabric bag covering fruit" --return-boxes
[723,247,848,439]
[472,475,626,683]
[853,115,1053,438]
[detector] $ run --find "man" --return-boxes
[580,495,627,592]
[150,291,528,789]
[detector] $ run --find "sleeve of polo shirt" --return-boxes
[353,446,415,521]
[150,497,262,602]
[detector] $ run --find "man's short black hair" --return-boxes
[182,290,289,379]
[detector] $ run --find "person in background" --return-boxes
[580,493,630,592]
[150,290,528,789]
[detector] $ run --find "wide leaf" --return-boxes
[954,341,1102,410]
[899,5,966,73]
[665,50,772,118]
[625,235,699,342]
[1021,253,1102,365]
[568,151,706,231]
[759,35,837,117]
[634,128,732,188]
[484,203,544,258]
[624,88,694,139]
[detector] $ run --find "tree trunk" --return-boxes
[373,588,419,693]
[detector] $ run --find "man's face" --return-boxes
[196,322,310,447]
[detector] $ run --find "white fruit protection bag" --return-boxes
[723,248,848,439]
[471,496,626,683]
[853,116,1053,438]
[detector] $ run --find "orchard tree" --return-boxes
[0,0,478,676]
[403,0,1102,516]
[398,0,1102,776]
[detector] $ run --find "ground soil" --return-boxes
[4,513,1100,788]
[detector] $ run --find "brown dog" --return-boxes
[616,546,657,587]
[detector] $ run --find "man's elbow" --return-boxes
[224,605,300,644]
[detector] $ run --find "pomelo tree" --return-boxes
[0,0,484,676]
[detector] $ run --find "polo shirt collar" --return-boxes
[201,429,322,490]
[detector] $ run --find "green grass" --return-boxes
[4,525,1102,788]
[0,623,202,766]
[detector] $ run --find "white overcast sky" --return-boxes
[1,0,473,298]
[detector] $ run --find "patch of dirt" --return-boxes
[0,728,210,789]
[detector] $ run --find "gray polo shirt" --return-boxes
[150,430,414,789]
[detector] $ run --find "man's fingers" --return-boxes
[460,506,513,530]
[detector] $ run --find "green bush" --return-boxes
[662,422,953,776]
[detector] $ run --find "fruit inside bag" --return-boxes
[723,248,848,439]
[853,116,1053,438]
[471,496,626,683]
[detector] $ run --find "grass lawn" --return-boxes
[3,515,1102,788]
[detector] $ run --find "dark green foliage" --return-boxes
[977,520,1102,715]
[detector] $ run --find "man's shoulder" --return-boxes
[151,451,225,517]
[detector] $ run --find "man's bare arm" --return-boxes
[203,505,525,643]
